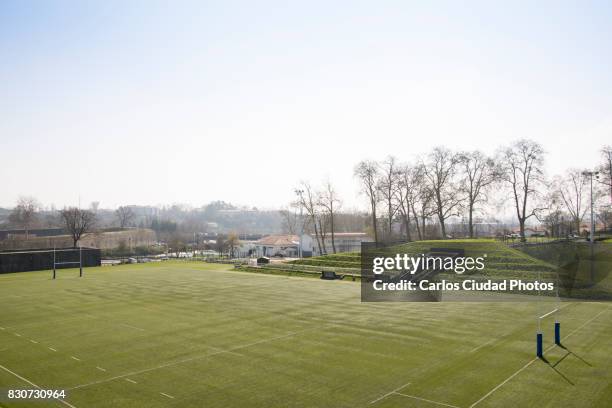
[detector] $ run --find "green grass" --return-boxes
[0,261,610,408]
[289,239,559,280]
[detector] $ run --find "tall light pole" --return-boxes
[582,170,600,242]
[583,170,600,284]
[294,189,304,258]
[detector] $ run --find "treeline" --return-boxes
[0,200,286,247]
[292,140,612,247]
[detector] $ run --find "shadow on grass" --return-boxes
[539,355,575,385]
[558,344,592,367]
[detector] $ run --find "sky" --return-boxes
[1,0,611,211]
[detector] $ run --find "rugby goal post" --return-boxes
[536,308,561,358]
[52,246,83,279]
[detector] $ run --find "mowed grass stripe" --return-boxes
[1,262,610,408]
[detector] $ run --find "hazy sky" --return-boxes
[1,0,611,210]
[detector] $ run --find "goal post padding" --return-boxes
[0,247,101,274]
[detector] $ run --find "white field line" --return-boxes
[369,382,411,404]
[0,326,5,330]
[469,306,609,408]
[395,392,460,408]
[71,356,81,361]
[160,392,174,399]
[0,363,77,408]
[125,378,137,384]
[96,366,106,372]
[206,344,245,357]
[14,333,21,337]
[538,308,558,319]
[49,347,57,352]
[69,328,316,391]
[29,339,38,344]
[469,338,496,353]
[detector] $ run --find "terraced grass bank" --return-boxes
[288,239,558,279]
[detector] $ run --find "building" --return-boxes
[313,232,373,255]
[254,232,372,258]
[511,227,547,237]
[254,234,313,258]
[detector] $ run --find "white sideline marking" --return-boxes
[96,366,106,372]
[71,356,81,361]
[0,326,5,330]
[160,392,174,399]
[470,338,496,353]
[395,392,460,408]
[369,382,411,404]
[469,306,609,408]
[0,363,77,408]
[49,347,57,352]
[14,333,21,337]
[29,339,38,344]
[538,308,558,319]
[125,378,137,384]
[69,328,315,390]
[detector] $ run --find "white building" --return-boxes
[254,232,372,257]
[312,232,373,255]
[254,234,314,257]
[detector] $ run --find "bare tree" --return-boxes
[279,208,298,235]
[226,232,240,258]
[318,181,341,253]
[423,147,462,238]
[115,206,135,228]
[498,139,546,241]
[317,212,329,255]
[598,145,612,204]
[9,196,40,239]
[168,233,186,258]
[554,169,589,234]
[214,235,226,257]
[457,151,497,238]
[598,207,612,232]
[395,164,423,242]
[378,156,400,240]
[295,183,324,255]
[60,207,96,247]
[354,160,380,244]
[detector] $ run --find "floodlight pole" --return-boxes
[582,170,599,242]
[295,189,304,258]
[582,170,599,284]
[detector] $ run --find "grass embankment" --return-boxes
[286,239,558,281]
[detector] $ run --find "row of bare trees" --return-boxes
[6,199,140,248]
[288,181,341,255]
[355,140,612,243]
[7,197,96,247]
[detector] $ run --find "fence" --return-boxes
[0,247,101,274]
